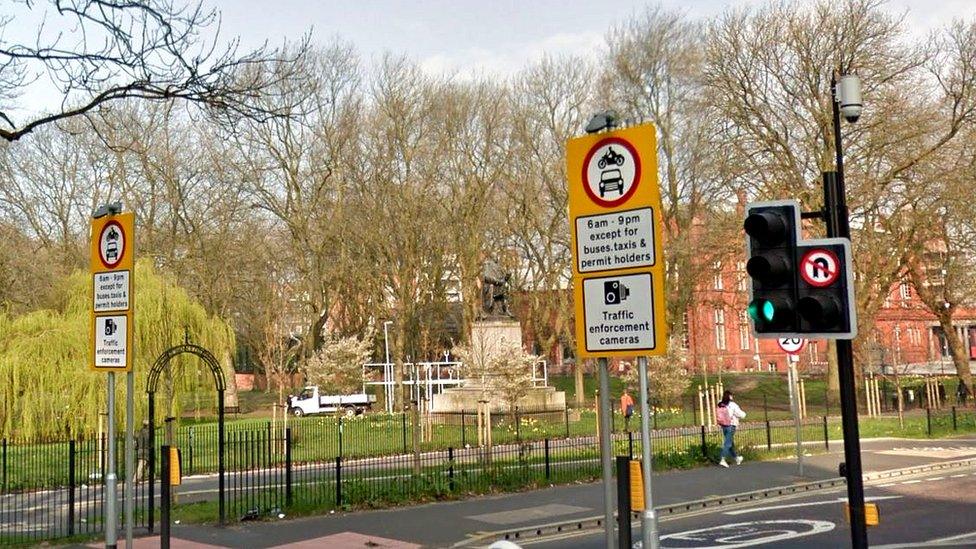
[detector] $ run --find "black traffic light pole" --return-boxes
[827,72,868,549]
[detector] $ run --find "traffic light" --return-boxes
[744,201,800,334]
[743,200,857,339]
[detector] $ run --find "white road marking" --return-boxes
[660,519,834,549]
[877,483,896,487]
[724,496,901,516]
[901,480,922,484]
[950,474,967,478]
[925,476,945,481]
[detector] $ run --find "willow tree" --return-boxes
[0,260,237,439]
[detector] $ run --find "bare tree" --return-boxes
[0,0,311,141]
[504,55,596,405]
[701,0,976,395]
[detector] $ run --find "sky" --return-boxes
[212,0,974,78]
[2,0,973,118]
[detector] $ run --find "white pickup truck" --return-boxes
[288,386,376,417]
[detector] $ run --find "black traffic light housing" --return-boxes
[744,200,857,339]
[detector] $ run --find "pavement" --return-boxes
[61,435,976,548]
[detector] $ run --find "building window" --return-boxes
[681,312,690,349]
[738,311,750,350]
[899,283,910,304]
[713,261,724,290]
[736,261,747,291]
[714,308,726,350]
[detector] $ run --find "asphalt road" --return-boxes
[529,461,976,548]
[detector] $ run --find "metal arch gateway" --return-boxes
[146,343,227,530]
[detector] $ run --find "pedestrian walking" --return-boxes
[620,390,635,432]
[958,381,970,407]
[716,390,746,468]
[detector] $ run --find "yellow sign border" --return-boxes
[567,124,668,359]
[90,212,135,372]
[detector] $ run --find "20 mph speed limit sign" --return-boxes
[777,337,807,355]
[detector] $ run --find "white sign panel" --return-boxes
[575,207,655,273]
[582,273,656,352]
[94,315,127,368]
[93,270,130,312]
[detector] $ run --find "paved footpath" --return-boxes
[69,436,976,549]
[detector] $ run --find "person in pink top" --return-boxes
[716,390,746,468]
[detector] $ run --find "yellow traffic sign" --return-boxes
[90,212,135,372]
[567,123,667,358]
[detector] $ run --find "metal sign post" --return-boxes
[567,122,667,549]
[90,205,135,549]
[638,356,659,549]
[787,361,804,477]
[597,358,615,549]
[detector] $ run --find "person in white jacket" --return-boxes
[716,390,746,468]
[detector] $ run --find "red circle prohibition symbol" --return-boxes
[581,137,642,208]
[99,220,126,269]
[800,248,840,287]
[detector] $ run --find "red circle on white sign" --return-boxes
[800,248,840,287]
[777,337,807,354]
[99,220,126,269]
[581,137,642,208]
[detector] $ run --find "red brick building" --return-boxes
[684,260,976,375]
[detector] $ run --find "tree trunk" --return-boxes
[826,340,840,406]
[939,314,973,389]
[221,349,240,409]
[574,360,585,406]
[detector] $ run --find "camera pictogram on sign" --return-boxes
[604,280,630,305]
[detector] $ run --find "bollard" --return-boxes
[68,440,76,535]
[461,410,466,448]
[335,456,342,507]
[700,425,707,457]
[544,438,551,480]
[161,445,171,549]
[616,455,632,549]
[926,407,932,436]
[448,447,455,491]
[823,416,830,450]
[952,406,957,431]
[285,428,293,506]
[766,420,772,451]
[402,413,408,453]
[565,407,571,438]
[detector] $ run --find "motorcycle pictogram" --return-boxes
[597,147,625,169]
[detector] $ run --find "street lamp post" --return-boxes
[828,71,869,549]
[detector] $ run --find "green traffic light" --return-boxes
[748,299,776,323]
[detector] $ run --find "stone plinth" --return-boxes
[431,319,567,420]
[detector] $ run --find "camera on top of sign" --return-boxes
[582,137,641,208]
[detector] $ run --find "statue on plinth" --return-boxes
[480,259,513,319]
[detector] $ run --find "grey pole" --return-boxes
[597,358,616,548]
[124,371,134,546]
[106,372,117,548]
[788,361,804,477]
[638,356,659,549]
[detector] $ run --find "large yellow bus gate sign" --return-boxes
[90,212,135,372]
[567,123,667,359]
